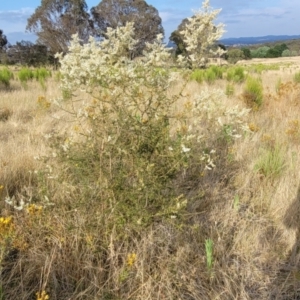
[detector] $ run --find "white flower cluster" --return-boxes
[55,23,137,93]
[178,0,226,68]
[5,194,53,211]
[56,22,171,95]
[143,34,172,67]
[191,88,250,139]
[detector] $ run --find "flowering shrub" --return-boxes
[52,22,248,228]
[178,0,226,68]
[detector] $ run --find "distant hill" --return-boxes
[219,35,300,46]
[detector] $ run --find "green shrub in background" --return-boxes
[0,68,14,88]
[227,48,245,64]
[282,49,291,57]
[266,43,288,58]
[241,47,251,60]
[291,50,298,56]
[250,46,270,58]
[243,76,263,109]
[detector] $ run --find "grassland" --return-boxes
[1,59,300,299]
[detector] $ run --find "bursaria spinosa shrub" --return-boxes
[178,0,226,69]
[51,22,248,229]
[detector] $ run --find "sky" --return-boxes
[0,0,300,45]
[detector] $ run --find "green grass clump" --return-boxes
[190,69,205,83]
[226,66,246,83]
[293,72,300,83]
[18,68,34,88]
[33,67,51,81]
[203,65,223,84]
[243,76,263,108]
[33,67,52,90]
[208,65,223,79]
[204,68,217,84]
[191,66,223,84]
[254,145,286,178]
[0,68,14,88]
[205,239,214,272]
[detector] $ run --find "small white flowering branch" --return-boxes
[178,0,226,68]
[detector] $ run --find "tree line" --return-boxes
[1,0,298,67]
[0,0,228,67]
[0,0,165,65]
[226,43,299,64]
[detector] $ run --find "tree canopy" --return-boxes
[91,0,164,57]
[173,0,225,68]
[6,41,49,65]
[26,0,94,54]
[169,18,190,56]
[0,30,8,49]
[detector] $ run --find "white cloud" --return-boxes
[0,7,36,43]
[0,7,34,25]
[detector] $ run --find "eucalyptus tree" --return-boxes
[169,18,190,56]
[0,30,8,49]
[91,0,164,58]
[26,0,94,54]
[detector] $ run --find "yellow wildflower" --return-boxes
[36,290,49,300]
[0,216,13,227]
[0,216,14,239]
[26,204,43,215]
[37,96,51,109]
[248,123,259,132]
[127,253,137,267]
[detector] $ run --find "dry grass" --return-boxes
[1,61,300,299]
[237,56,300,66]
